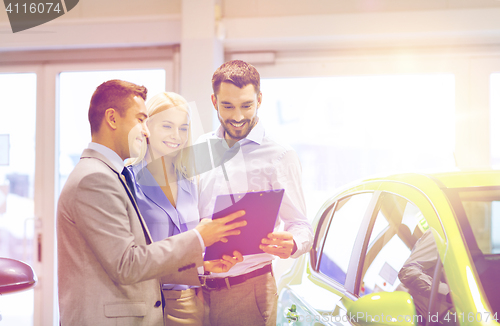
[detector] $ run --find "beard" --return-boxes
[218,115,258,141]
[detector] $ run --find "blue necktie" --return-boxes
[121,167,138,202]
[121,167,150,244]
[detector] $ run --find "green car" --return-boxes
[277,171,500,326]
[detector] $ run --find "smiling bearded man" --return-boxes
[196,60,314,326]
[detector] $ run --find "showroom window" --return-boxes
[318,193,372,285]
[0,72,36,326]
[490,73,500,168]
[260,74,455,217]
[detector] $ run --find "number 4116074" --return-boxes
[444,311,498,323]
[6,3,61,14]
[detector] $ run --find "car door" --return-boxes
[356,192,426,297]
[278,191,381,325]
[347,189,453,326]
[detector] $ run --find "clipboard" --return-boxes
[204,189,285,261]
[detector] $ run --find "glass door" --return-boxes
[0,72,37,326]
[0,55,184,326]
[53,61,172,325]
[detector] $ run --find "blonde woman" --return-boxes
[126,92,241,325]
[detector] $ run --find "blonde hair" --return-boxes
[126,92,194,180]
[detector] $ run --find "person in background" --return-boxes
[398,229,454,324]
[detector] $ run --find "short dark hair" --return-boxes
[88,79,147,134]
[212,60,260,96]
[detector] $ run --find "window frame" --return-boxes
[353,189,444,297]
[356,192,423,297]
[442,185,500,258]
[310,191,381,295]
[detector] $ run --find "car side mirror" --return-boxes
[346,292,418,326]
[0,258,37,294]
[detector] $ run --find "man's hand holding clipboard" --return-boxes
[260,231,297,259]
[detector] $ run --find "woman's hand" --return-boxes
[203,251,244,273]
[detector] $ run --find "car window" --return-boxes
[360,196,418,296]
[318,193,372,285]
[359,193,454,324]
[453,189,500,314]
[462,199,500,255]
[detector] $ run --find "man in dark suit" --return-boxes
[57,80,245,326]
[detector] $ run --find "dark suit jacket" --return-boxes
[57,148,202,326]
